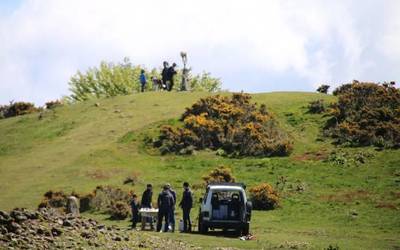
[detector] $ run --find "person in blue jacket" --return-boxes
[139,69,147,92]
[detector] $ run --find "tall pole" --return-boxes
[180,51,189,91]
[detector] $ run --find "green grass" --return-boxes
[0,91,399,249]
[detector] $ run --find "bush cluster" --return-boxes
[45,100,63,109]
[307,99,325,114]
[154,93,292,157]
[38,191,69,210]
[0,101,39,119]
[68,57,221,102]
[249,183,280,210]
[202,165,236,184]
[109,201,130,220]
[38,186,133,220]
[324,81,400,148]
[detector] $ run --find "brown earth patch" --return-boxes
[85,169,121,180]
[375,202,399,210]
[319,189,371,203]
[293,150,330,161]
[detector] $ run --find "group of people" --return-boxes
[130,182,193,233]
[139,61,177,92]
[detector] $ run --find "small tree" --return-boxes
[317,84,330,94]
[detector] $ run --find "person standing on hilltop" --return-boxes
[179,182,193,232]
[157,184,174,232]
[139,69,147,92]
[161,61,169,90]
[166,63,177,91]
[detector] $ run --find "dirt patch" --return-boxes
[293,150,330,161]
[319,190,371,203]
[375,202,399,210]
[85,169,121,180]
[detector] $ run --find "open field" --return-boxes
[0,91,399,249]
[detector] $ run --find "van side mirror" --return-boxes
[199,197,203,203]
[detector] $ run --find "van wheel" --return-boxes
[198,217,208,234]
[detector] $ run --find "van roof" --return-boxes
[208,185,245,191]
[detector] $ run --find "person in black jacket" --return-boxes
[130,194,140,229]
[179,182,193,232]
[161,61,169,90]
[157,185,174,232]
[141,184,153,230]
[166,63,177,91]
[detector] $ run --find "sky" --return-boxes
[0,0,399,105]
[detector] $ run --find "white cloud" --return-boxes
[0,0,399,104]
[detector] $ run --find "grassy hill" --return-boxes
[0,91,399,249]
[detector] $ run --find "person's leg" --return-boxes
[170,208,175,232]
[187,208,192,232]
[164,211,170,232]
[157,212,163,232]
[182,208,188,232]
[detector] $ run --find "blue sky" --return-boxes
[0,0,399,105]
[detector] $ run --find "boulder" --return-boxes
[66,196,80,217]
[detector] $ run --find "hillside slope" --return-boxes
[0,92,399,249]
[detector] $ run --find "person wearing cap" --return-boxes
[157,185,174,232]
[179,182,193,232]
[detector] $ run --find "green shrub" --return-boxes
[324,81,400,148]
[155,93,292,157]
[249,183,280,210]
[202,165,236,184]
[68,58,221,102]
[307,99,325,114]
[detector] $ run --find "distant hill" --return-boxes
[0,91,399,249]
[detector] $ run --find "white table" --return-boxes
[139,208,158,231]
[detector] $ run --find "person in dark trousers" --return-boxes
[166,63,177,91]
[166,183,176,232]
[157,185,174,232]
[141,184,154,230]
[179,182,193,232]
[139,69,147,92]
[161,61,169,90]
[130,194,140,230]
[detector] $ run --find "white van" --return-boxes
[198,183,252,235]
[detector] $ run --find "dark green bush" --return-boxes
[317,84,330,94]
[155,93,292,157]
[307,99,325,114]
[325,81,400,148]
[0,101,39,119]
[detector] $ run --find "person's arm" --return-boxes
[189,191,193,208]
